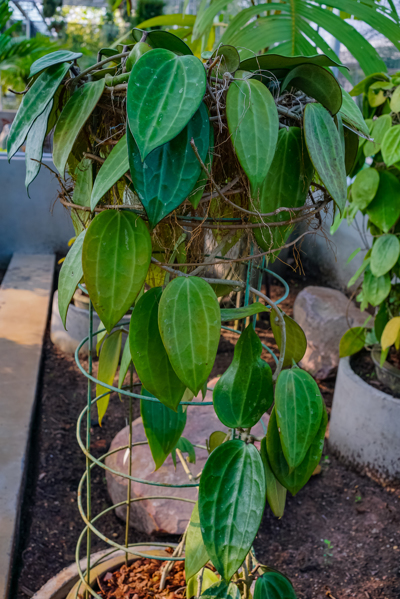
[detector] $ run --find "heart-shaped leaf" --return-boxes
[226,77,278,191]
[58,229,86,329]
[270,312,307,368]
[158,277,221,395]
[128,102,209,228]
[127,48,206,160]
[91,135,129,210]
[351,168,380,210]
[129,287,186,411]
[82,211,151,332]
[211,45,240,75]
[220,303,269,322]
[254,572,297,599]
[260,437,286,518]
[7,61,70,160]
[213,324,273,429]
[371,234,400,277]
[141,387,187,470]
[132,28,193,56]
[201,582,241,599]
[25,99,53,194]
[96,329,122,424]
[282,63,342,115]
[267,406,327,496]
[366,171,400,233]
[185,501,209,581]
[275,368,324,471]
[53,78,105,177]
[29,50,82,78]
[199,440,265,581]
[304,103,347,214]
[363,270,391,307]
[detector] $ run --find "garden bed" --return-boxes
[14,274,400,599]
[351,350,400,399]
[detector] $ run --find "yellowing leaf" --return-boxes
[381,317,400,351]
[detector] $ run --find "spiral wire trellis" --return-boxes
[71,253,289,598]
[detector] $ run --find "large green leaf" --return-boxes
[213,324,273,429]
[275,368,323,471]
[29,50,82,77]
[132,28,193,56]
[366,171,400,233]
[220,303,269,322]
[239,53,343,73]
[25,100,53,194]
[382,125,400,166]
[82,211,151,332]
[91,135,129,210]
[185,501,209,581]
[267,406,327,496]
[351,168,380,210]
[254,572,297,599]
[350,72,390,97]
[140,387,187,470]
[58,230,86,329]
[282,63,342,115]
[371,234,400,277]
[127,102,209,228]
[201,582,241,599]
[129,287,186,411]
[260,437,286,518]
[158,277,221,395]
[339,327,367,358]
[7,62,70,160]
[127,48,206,160]
[270,312,307,369]
[340,88,371,138]
[254,127,313,253]
[304,103,347,214]
[96,329,122,425]
[53,79,105,177]
[199,440,265,581]
[226,77,278,191]
[363,270,391,307]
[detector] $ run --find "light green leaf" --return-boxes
[199,440,265,581]
[363,270,391,307]
[282,63,342,115]
[53,79,105,177]
[275,368,323,471]
[350,73,390,97]
[351,168,380,210]
[371,234,400,277]
[347,258,370,288]
[206,431,228,454]
[340,88,370,138]
[158,277,221,395]
[201,582,240,599]
[270,312,307,368]
[220,303,269,322]
[226,77,278,191]
[382,125,400,166]
[254,572,296,599]
[346,248,361,265]
[260,437,286,518]
[127,48,206,160]
[137,14,196,28]
[58,230,86,329]
[390,85,400,112]
[304,103,347,214]
[211,45,240,75]
[29,50,82,78]
[187,569,219,599]
[25,100,53,194]
[213,324,273,429]
[140,387,187,470]
[91,135,129,210]
[129,287,186,411]
[82,211,152,332]
[368,81,387,107]
[7,62,70,160]
[339,327,367,358]
[363,115,392,156]
[118,338,132,390]
[366,171,400,233]
[185,502,209,581]
[96,329,122,425]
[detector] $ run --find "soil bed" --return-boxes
[351,349,400,399]
[14,273,400,599]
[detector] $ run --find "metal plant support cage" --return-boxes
[72,256,290,599]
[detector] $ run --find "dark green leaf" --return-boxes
[140,387,187,470]
[53,79,105,177]
[375,302,389,343]
[158,277,221,395]
[270,312,307,368]
[171,436,196,467]
[118,337,132,389]
[363,270,391,307]
[29,50,82,78]
[185,501,209,580]
[132,28,193,56]
[128,102,209,228]
[260,437,286,518]
[366,171,400,233]
[267,406,327,496]
[371,234,400,276]
[7,62,70,160]
[91,135,129,210]
[58,230,86,329]
[213,324,273,428]
[339,327,367,358]
[129,287,186,411]
[382,125,400,166]
[82,211,152,332]
[240,53,344,72]
[351,168,380,210]
[275,368,323,471]
[304,103,347,214]
[25,100,53,194]
[282,63,342,115]
[254,572,297,599]
[127,48,206,160]
[340,88,370,138]
[199,440,265,581]
[226,77,278,191]
[220,303,268,322]
[189,124,214,209]
[201,581,240,599]
[96,329,122,425]
[343,126,359,175]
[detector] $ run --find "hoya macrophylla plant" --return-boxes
[8,32,369,597]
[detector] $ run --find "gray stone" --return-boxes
[105,378,269,535]
[330,357,400,478]
[293,285,369,379]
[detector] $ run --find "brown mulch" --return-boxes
[97,555,185,599]
[12,270,400,599]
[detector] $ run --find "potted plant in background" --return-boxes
[8,27,368,598]
[330,71,400,480]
